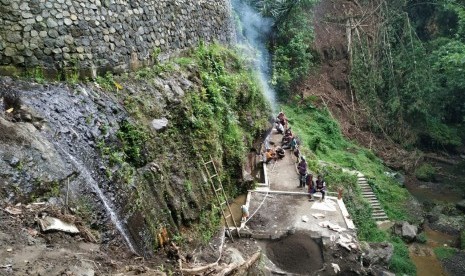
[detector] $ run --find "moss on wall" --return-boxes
[97,44,271,255]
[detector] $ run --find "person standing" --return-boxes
[293,145,300,163]
[297,156,307,188]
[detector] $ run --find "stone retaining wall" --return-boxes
[0,0,233,76]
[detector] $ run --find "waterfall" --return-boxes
[54,143,137,253]
[231,0,278,113]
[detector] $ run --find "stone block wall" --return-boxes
[0,0,233,76]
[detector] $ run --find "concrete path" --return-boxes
[241,127,356,239]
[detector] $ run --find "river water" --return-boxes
[406,159,465,275]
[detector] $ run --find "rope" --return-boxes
[244,188,270,224]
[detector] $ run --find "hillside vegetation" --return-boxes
[349,0,465,150]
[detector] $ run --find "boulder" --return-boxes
[456,200,465,214]
[393,221,418,242]
[151,118,168,131]
[361,242,394,266]
[224,247,245,265]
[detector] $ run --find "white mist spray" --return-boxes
[232,0,278,113]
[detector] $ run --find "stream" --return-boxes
[405,159,465,275]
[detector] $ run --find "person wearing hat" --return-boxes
[297,156,307,188]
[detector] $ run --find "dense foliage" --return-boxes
[246,0,319,96]
[350,0,465,149]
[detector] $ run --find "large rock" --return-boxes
[456,199,465,214]
[151,118,168,131]
[393,221,418,242]
[361,242,394,266]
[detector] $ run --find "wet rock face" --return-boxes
[0,0,234,73]
[0,116,73,202]
[0,77,131,247]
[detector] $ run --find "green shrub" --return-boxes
[268,1,318,96]
[116,121,149,167]
[425,117,462,148]
[389,237,417,275]
[416,232,427,244]
[434,246,457,260]
[415,163,436,182]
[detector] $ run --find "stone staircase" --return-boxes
[357,174,388,221]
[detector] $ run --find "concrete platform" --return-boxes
[241,127,355,239]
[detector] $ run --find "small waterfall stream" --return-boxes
[55,143,137,253]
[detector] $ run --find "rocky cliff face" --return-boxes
[0,45,271,255]
[0,0,234,77]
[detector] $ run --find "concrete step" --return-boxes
[373,213,386,217]
[364,195,378,198]
[373,212,388,217]
[373,215,389,220]
[370,203,381,207]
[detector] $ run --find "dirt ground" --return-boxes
[0,202,266,276]
[0,203,163,276]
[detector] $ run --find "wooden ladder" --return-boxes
[202,156,240,241]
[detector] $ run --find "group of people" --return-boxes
[264,145,285,163]
[270,111,327,202]
[297,157,326,201]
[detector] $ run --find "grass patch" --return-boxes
[415,163,436,181]
[434,246,457,260]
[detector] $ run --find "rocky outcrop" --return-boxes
[0,44,271,256]
[0,0,234,76]
[393,221,418,242]
[0,116,73,202]
[361,242,394,266]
